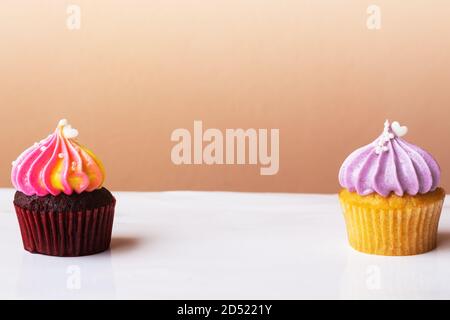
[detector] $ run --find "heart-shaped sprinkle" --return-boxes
[391,121,408,137]
[63,124,79,139]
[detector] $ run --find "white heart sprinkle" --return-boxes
[391,121,408,137]
[63,125,79,139]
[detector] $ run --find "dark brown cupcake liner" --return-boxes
[14,199,115,257]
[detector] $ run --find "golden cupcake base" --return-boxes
[339,188,445,256]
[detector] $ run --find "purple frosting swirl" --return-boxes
[338,121,440,197]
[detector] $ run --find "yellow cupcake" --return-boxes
[338,120,445,256]
[339,188,445,255]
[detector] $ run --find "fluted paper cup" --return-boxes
[339,189,445,256]
[14,199,115,257]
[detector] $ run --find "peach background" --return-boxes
[1,1,449,193]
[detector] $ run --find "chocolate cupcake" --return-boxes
[11,119,116,256]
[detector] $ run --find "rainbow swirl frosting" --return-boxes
[11,119,105,196]
[339,120,440,197]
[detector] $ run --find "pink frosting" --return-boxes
[11,120,105,196]
[339,120,440,196]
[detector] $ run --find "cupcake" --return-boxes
[11,119,115,257]
[338,120,445,256]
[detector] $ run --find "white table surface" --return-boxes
[0,188,449,300]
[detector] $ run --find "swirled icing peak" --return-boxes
[339,120,440,197]
[11,119,105,196]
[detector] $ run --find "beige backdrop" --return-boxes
[1,1,449,193]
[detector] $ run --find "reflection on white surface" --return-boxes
[17,250,116,299]
[340,232,450,300]
[340,251,434,299]
[0,188,449,299]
